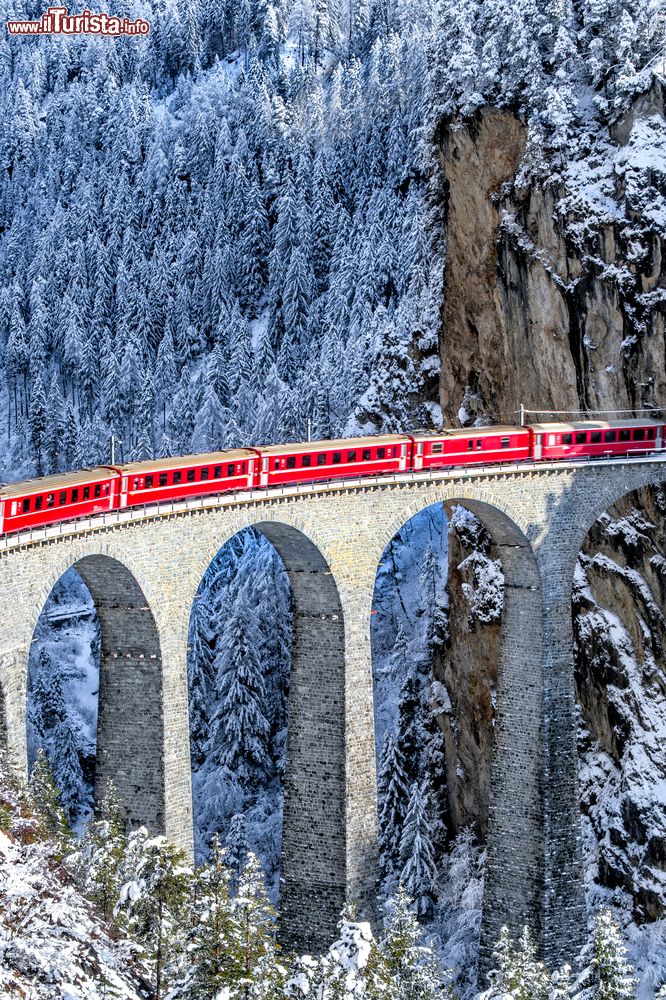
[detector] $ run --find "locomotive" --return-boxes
[0,418,662,536]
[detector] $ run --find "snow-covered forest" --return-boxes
[3,0,666,993]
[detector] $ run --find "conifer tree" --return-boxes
[176,833,240,997]
[43,374,64,474]
[115,829,191,1000]
[591,909,637,1000]
[378,731,410,879]
[75,780,126,921]
[28,370,47,473]
[398,781,436,917]
[28,748,72,852]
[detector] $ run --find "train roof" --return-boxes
[113,450,258,475]
[412,424,525,439]
[257,434,411,455]
[528,419,663,432]
[0,467,117,499]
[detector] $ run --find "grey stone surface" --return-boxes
[0,459,663,962]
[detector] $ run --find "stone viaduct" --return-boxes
[0,456,664,971]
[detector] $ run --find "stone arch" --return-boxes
[27,552,165,835]
[370,487,546,971]
[565,465,666,583]
[188,517,350,955]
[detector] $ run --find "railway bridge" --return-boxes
[0,455,664,969]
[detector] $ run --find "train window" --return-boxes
[187,469,196,482]
[201,468,209,480]
[227,464,236,476]
[10,502,17,516]
[93,484,101,498]
[591,431,602,443]
[286,457,296,469]
[604,431,616,442]
[59,491,67,505]
[633,428,646,440]
[174,471,182,485]
[133,478,140,490]
[36,496,43,510]
[575,432,587,444]
[317,454,327,466]
[242,463,247,474]
[302,455,311,467]
[501,437,510,448]
[476,440,482,450]
[619,429,630,441]
[648,428,656,439]
[104,484,110,495]
[377,447,385,459]
[83,487,90,500]
[159,473,168,486]
[145,476,153,489]
[72,489,78,502]
[362,449,371,460]
[274,460,280,470]
[22,498,30,513]
[562,434,573,445]
[467,440,474,450]
[332,452,342,464]
[47,493,55,508]
[347,450,357,462]
[432,443,443,454]
[213,466,222,478]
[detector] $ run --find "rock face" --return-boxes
[437,77,666,932]
[575,486,666,924]
[434,505,502,842]
[438,78,666,426]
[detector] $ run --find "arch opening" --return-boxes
[187,520,347,954]
[572,484,666,971]
[371,495,543,990]
[27,555,165,835]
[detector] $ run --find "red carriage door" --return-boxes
[399,442,408,471]
[534,434,543,460]
[120,477,129,509]
[414,441,424,470]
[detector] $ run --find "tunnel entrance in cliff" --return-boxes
[573,484,666,941]
[371,499,505,988]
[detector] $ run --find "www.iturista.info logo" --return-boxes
[7,6,150,34]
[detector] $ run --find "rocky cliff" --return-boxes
[438,77,666,426]
[436,73,666,949]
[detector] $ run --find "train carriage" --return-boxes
[530,420,663,461]
[411,425,531,470]
[256,434,412,488]
[0,467,119,534]
[115,450,259,509]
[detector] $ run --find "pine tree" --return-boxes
[378,731,410,879]
[172,833,242,998]
[592,909,637,1000]
[43,374,64,474]
[484,925,550,1000]
[28,370,47,473]
[398,781,436,917]
[209,589,271,782]
[116,829,191,1000]
[49,715,84,823]
[75,779,126,921]
[28,748,72,852]
[378,886,452,999]
[225,811,250,891]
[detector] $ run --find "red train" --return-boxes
[0,419,662,535]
